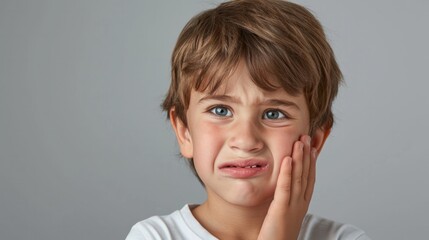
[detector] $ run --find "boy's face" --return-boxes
[173,62,313,207]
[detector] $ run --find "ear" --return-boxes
[310,126,331,155]
[169,108,193,158]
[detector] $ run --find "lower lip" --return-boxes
[219,166,267,179]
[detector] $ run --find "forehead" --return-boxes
[202,61,300,99]
[192,59,301,98]
[191,62,307,110]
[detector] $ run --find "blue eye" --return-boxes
[263,110,286,120]
[210,106,232,117]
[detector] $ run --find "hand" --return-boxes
[257,135,318,240]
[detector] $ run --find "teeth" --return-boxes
[244,165,258,168]
[225,164,262,168]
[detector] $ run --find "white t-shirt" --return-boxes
[126,205,370,240]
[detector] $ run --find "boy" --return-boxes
[127,0,370,239]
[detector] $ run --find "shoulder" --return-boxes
[299,214,371,240]
[125,214,172,240]
[125,208,183,240]
[125,205,217,240]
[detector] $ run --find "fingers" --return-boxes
[259,136,316,240]
[300,136,311,198]
[291,140,304,203]
[275,135,318,206]
[273,156,293,205]
[291,135,315,203]
[304,148,317,201]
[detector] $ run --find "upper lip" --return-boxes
[218,159,269,169]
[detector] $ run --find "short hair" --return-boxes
[162,0,342,179]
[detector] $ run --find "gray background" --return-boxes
[1,0,428,239]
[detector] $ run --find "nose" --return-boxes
[228,120,264,154]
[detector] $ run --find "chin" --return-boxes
[227,195,273,209]
[224,185,274,207]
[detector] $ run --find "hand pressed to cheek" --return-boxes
[293,135,316,203]
[257,135,318,240]
[277,135,315,207]
[287,128,330,202]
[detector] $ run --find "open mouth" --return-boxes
[219,160,268,169]
[222,164,264,169]
[219,160,268,178]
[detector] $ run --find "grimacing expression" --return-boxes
[172,62,319,207]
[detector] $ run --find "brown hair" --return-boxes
[162,0,342,177]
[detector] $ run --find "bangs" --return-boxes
[187,29,309,97]
[178,7,317,99]
[164,0,342,186]
[167,0,341,132]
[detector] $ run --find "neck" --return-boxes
[192,193,272,240]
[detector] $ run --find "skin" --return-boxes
[170,61,330,240]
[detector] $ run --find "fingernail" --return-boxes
[306,136,311,145]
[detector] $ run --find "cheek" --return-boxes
[267,127,303,160]
[191,121,226,169]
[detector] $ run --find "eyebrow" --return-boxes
[198,95,240,104]
[198,95,300,110]
[262,99,300,110]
